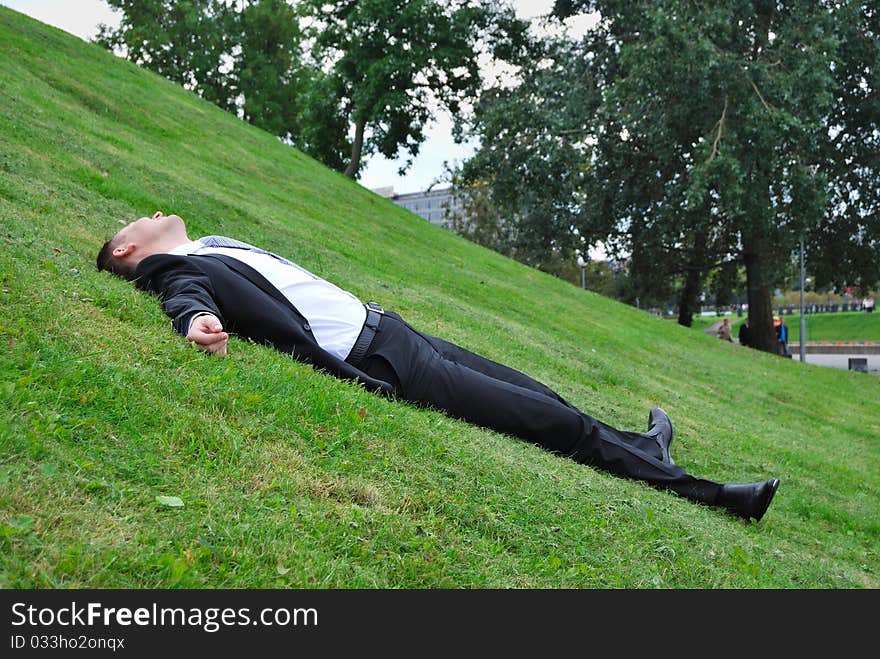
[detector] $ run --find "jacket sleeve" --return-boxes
[135,256,224,337]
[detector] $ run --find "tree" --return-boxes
[810,0,880,296]
[235,0,308,142]
[582,259,618,298]
[573,0,839,348]
[456,24,734,320]
[305,0,528,178]
[707,260,747,312]
[454,37,597,276]
[462,1,845,351]
[97,1,529,179]
[443,175,516,259]
[96,0,237,110]
[97,0,313,156]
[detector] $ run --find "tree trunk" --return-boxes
[742,231,776,352]
[344,116,366,179]
[677,267,702,327]
[677,226,709,327]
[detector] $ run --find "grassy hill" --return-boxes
[1,7,877,588]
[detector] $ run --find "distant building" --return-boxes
[372,186,465,228]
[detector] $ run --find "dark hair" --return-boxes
[96,236,136,280]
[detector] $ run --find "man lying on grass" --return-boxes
[97,211,780,521]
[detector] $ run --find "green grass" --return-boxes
[1,7,878,588]
[787,312,880,343]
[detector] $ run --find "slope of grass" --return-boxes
[1,7,878,588]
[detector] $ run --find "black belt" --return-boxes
[346,302,384,368]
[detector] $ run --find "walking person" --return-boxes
[737,318,752,347]
[775,317,789,356]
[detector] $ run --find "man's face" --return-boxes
[112,211,189,264]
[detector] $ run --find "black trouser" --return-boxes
[354,311,723,508]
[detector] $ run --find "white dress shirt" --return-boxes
[169,239,366,360]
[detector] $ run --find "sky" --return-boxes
[1,0,596,194]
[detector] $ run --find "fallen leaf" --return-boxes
[155,495,184,508]
[276,562,290,575]
[53,247,62,254]
[358,407,366,420]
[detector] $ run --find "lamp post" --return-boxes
[577,254,587,290]
[799,239,806,363]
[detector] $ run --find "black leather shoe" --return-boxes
[644,407,674,465]
[717,478,780,521]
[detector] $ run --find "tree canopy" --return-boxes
[98,0,528,178]
[810,1,880,295]
[97,0,312,151]
[457,0,877,352]
[304,0,527,178]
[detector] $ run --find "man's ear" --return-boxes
[112,242,135,259]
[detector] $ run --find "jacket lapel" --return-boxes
[198,253,307,323]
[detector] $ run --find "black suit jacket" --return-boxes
[135,253,394,396]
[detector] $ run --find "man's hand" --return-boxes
[187,313,229,356]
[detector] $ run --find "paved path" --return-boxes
[703,320,726,336]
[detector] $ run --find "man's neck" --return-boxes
[159,235,193,253]
[131,236,193,268]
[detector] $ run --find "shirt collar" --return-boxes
[167,239,204,256]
